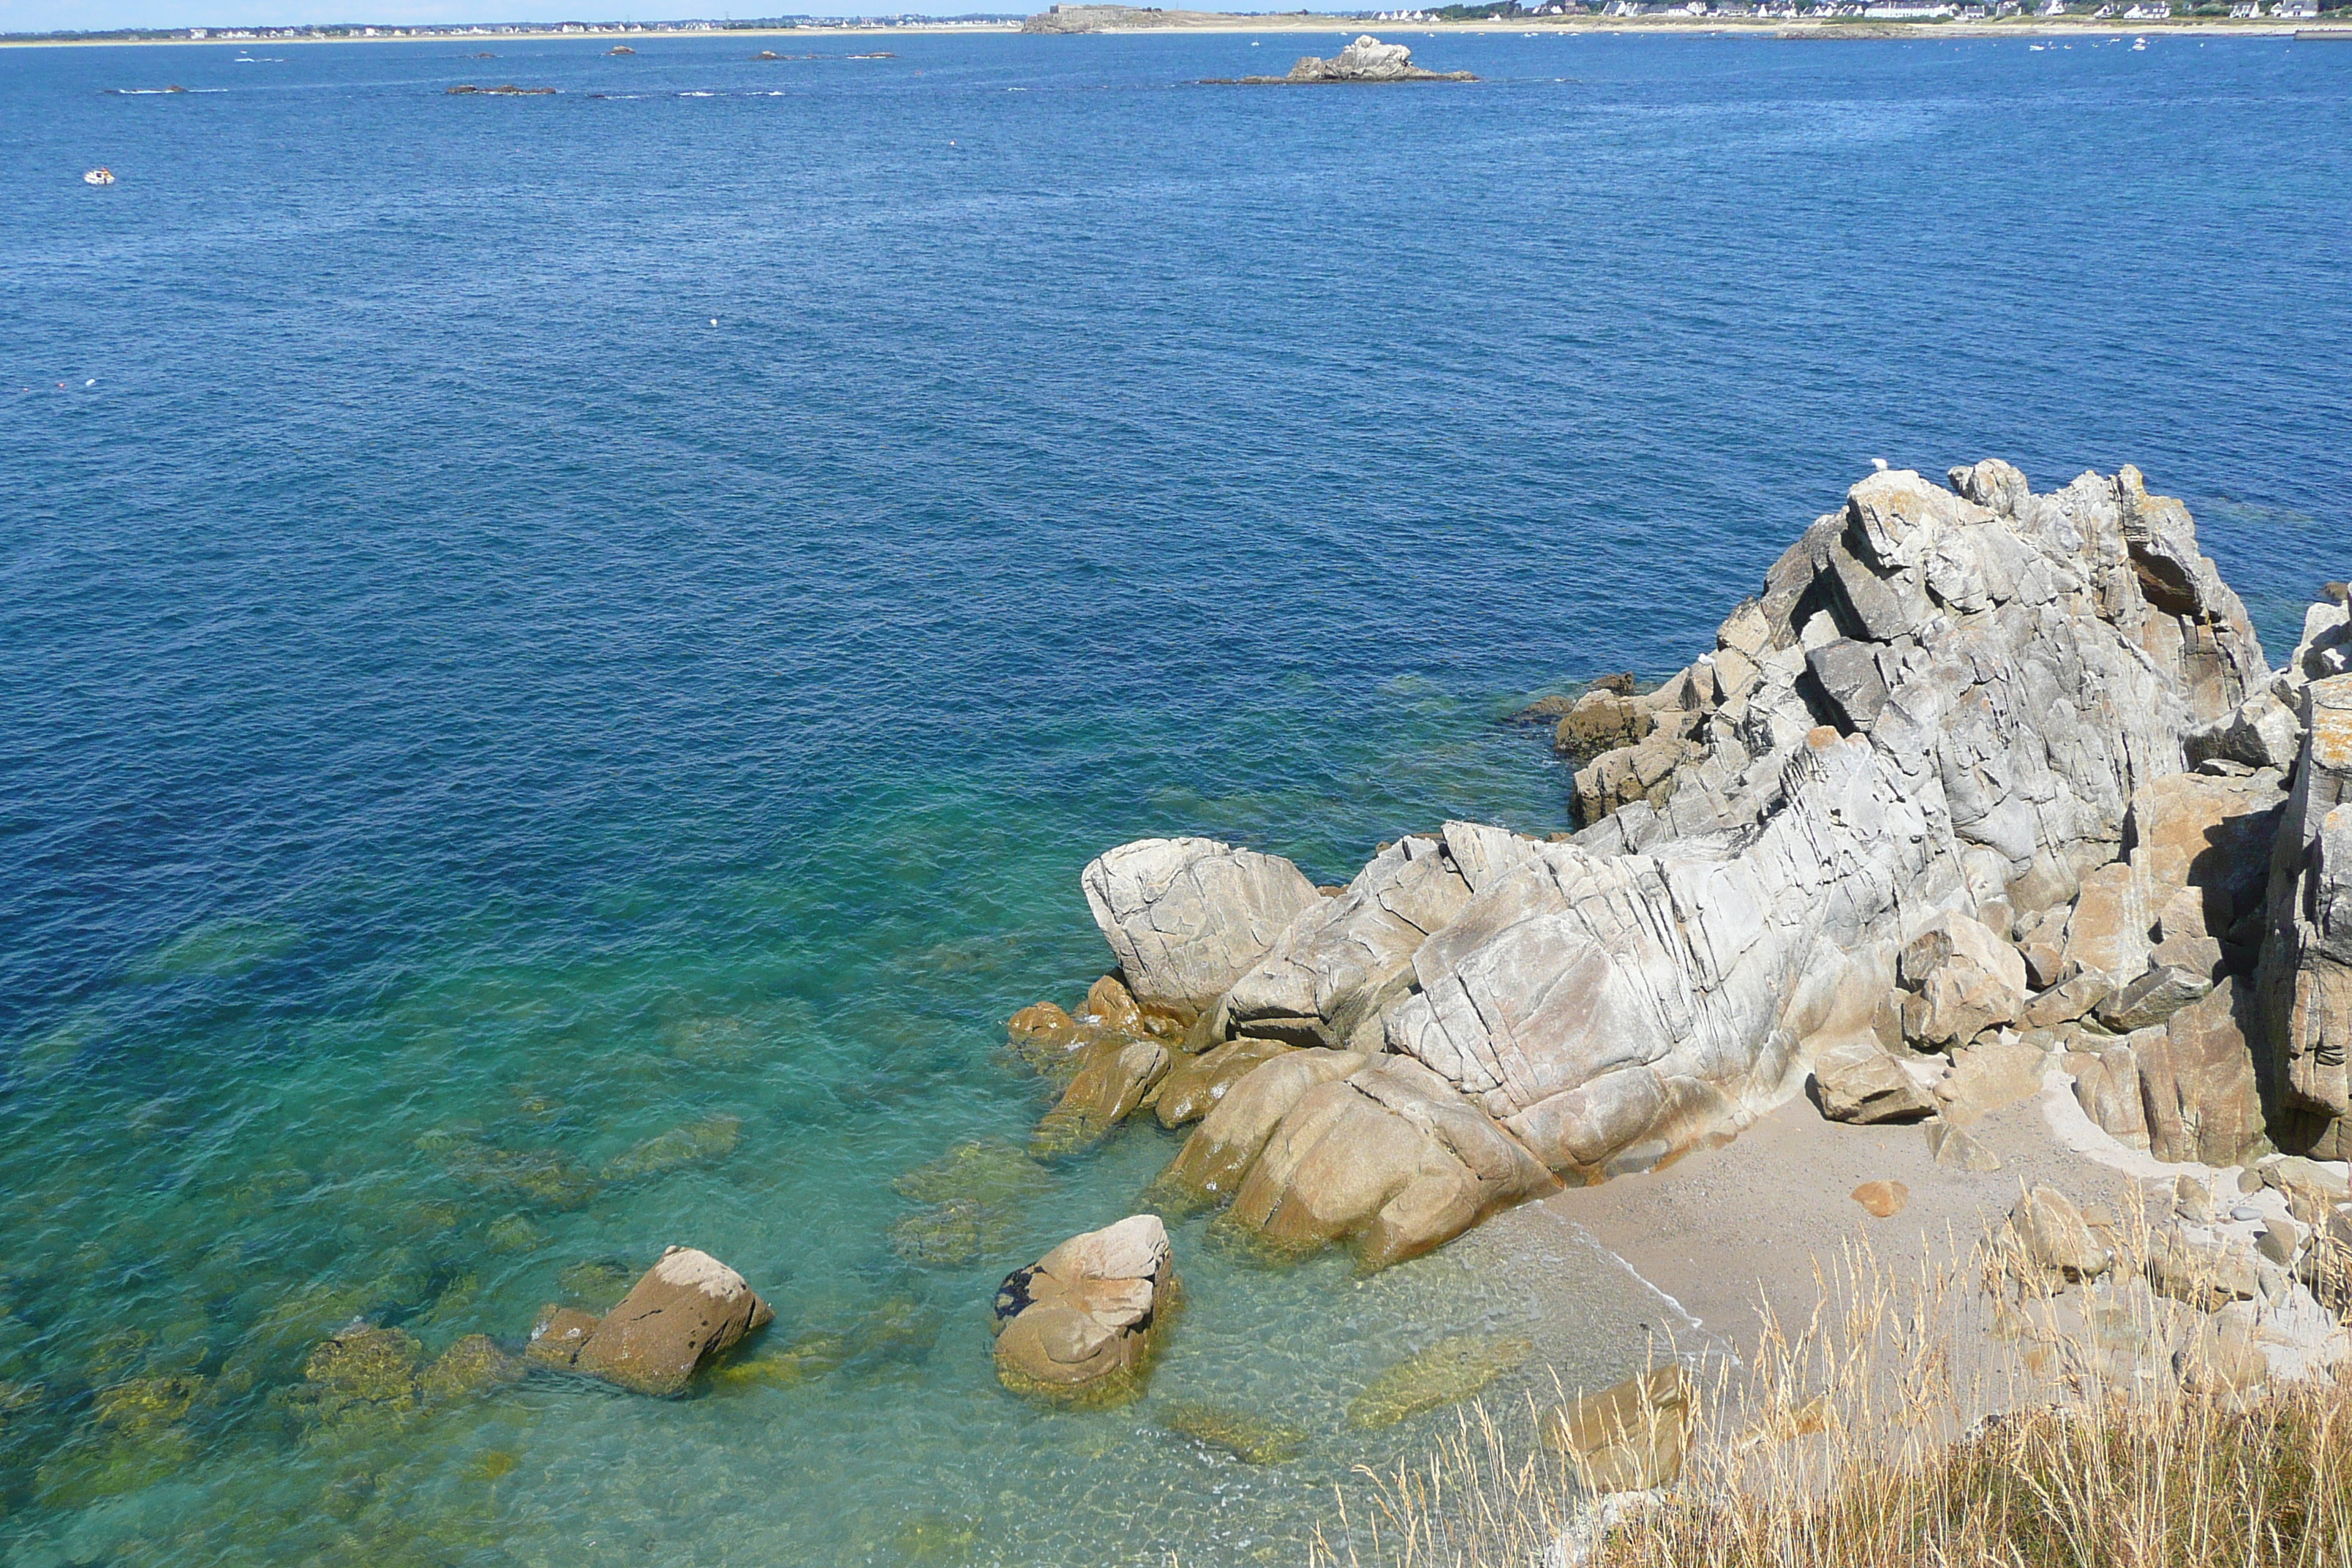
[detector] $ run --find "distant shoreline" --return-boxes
[6,17,2348,47]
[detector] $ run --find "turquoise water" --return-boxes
[3,27,2348,1566]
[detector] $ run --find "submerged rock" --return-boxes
[1159,1399,1309,1463]
[1539,1365,1692,1493]
[992,1215,1175,1406]
[600,1113,742,1181]
[1346,1333,1531,1430]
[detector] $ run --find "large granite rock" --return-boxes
[1081,837,1320,1017]
[1221,830,1477,1051]
[992,1215,1174,1404]
[529,1247,773,1396]
[1096,462,2274,1267]
[2257,673,2352,1157]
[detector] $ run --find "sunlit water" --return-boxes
[1,26,2346,1567]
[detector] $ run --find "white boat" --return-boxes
[83,167,115,186]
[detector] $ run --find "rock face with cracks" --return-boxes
[1070,462,2302,1269]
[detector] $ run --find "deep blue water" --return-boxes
[0,26,2345,1567]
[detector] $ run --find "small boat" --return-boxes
[83,167,116,186]
[2131,36,2146,48]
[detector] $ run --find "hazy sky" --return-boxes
[0,0,1188,31]
[1,0,1371,29]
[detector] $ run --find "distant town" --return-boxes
[6,0,2343,42]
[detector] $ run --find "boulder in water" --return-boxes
[530,1247,772,1395]
[992,1215,1175,1405]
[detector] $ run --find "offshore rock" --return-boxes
[1091,462,2267,1267]
[1278,35,1475,83]
[1081,837,1320,1017]
[531,1247,772,1396]
[992,1215,1175,1405]
[2257,673,2352,1156]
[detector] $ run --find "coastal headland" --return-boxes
[1002,456,2352,1436]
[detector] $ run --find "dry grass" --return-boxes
[1313,1218,2352,1568]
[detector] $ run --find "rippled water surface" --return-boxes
[1,26,2347,1567]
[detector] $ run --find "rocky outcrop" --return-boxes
[528,1247,772,1396]
[1081,837,1320,1018]
[992,1215,1175,1403]
[1268,35,1474,83]
[2257,673,2352,1157]
[1046,461,2303,1270]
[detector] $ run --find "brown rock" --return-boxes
[2097,963,2214,1031]
[555,1247,774,1396]
[524,1306,600,1370]
[1153,1036,1294,1129]
[992,1215,1174,1405]
[1539,1366,1692,1493]
[2147,1224,2258,1311]
[2175,1310,2266,1394]
[2136,979,2266,1167]
[1082,974,1145,1033]
[2022,973,2114,1030]
[1030,1037,1170,1156]
[2061,862,2152,987]
[1813,1041,1934,1124]
[1926,1117,2001,1172]
[2070,1042,2150,1148]
[1220,1055,1558,1270]
[2008,1185,2111,1283]
[1552,688,1653,761]
[1851,1180,1910,1218]
[1898,913,2028,1049]
[1152,1048,1367,1207]
[1934,1032,2048,1117]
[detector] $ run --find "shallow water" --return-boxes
[1,27,2347,1567]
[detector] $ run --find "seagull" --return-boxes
[1871,457,1889,472]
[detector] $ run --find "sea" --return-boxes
[1,24,2345,1567]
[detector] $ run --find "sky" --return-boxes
[0,0,1366,29]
